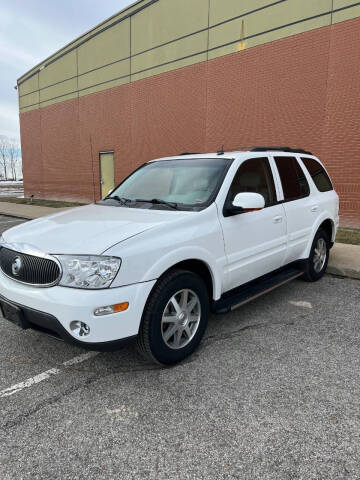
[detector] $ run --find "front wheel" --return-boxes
[301,228,330,282]
[137,269,209,365]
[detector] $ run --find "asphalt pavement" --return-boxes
[0,215,359,480]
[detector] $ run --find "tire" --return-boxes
[301,228,330,282]
[137,269,209,365]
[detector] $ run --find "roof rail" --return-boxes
[178,152,201,156]
[251,146,313,155]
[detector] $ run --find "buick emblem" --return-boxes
[12,256,23,276]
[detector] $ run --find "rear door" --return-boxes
[219,156,287,290]
[299,156,339,236]
[272,155,313,264]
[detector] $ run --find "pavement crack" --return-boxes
[0,374,99,432]
[203,320,296,347]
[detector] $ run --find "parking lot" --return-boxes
[0,214,359,480]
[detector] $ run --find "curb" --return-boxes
[327,243,360,281]
[0,204,72,220]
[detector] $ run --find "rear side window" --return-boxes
[274,156,310,201]
[301,157,333,192]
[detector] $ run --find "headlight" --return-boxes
[55,255,121,289]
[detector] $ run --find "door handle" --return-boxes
[273,216,283,224]
[311,205,319,212]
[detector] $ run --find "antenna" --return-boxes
[217,145,225,155]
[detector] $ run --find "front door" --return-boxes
[219,156,287,291]
[100,152,115,199]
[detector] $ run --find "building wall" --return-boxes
[18,1,360,228]
[18,0,360,112]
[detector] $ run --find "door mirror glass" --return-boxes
[232,192,265,212]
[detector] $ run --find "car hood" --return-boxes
[2,204,192,255]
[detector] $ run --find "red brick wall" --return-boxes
[21,17,360,227]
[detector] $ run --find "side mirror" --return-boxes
[226,192,265,216]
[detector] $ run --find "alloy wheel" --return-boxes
[161,289,201,350]
[313,237,327,273]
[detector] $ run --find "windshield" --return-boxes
[108,158,231,208]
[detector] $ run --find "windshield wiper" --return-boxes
[105,196,132,206]
[135,198,179,210]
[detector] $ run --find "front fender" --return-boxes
[106,205,227,300]
[139,246,223,300]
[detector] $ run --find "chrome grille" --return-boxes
[0,247,61,286]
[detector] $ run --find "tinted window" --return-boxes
[228,157,276,207]
[301,157,333,192]
[274,156,310,201]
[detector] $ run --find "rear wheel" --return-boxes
[302,228,330,282]
[137,269,209,365]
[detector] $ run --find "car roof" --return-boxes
[150,150,317,162]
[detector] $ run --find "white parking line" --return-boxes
[0,351,99,398]
[289,300,313,309]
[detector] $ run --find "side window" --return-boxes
[301,157,333,192]
[228,157,276,207]
[274,156,310,201]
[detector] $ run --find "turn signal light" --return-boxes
[94,302,129,316]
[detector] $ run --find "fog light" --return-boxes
[94,302,129,316]
[70,321,90,337]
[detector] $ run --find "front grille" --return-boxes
[0,247,61,286]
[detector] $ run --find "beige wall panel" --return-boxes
[39,78,77,103]
[209,0,331,51]
[77,0,151,45]
[210,0,271,26]
[131,0,208,54]
[132,31,207,73]
[333,5,360,23]
[39,51,77,89]
[78,58,130,90]
[208,14,331,60]
[131,52,207,82]
[40,92,78,109]
[18,74,38,96]
[78,20,130,74]
[19,91,40,109]
[20,104,39,113]
[333,0,359,8]
[17,0,151,83]
[78,76,130,97]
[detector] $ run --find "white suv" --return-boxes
[0,147,339,364]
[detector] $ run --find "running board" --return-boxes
[214,267,303,314]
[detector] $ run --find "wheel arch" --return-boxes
[318,218,335,245]
[304,215,335,258]
[162,259,215,301]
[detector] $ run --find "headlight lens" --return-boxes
[55,255,121,289]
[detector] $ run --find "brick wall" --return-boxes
[20,17,360,227]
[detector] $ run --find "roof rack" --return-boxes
[178,152,202,156]
[251,146,313,155]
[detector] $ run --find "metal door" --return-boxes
[100,152,115,199]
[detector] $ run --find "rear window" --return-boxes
[301,157,333,192]
[274,156,310,201]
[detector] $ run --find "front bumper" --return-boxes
[0,269,156,346]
